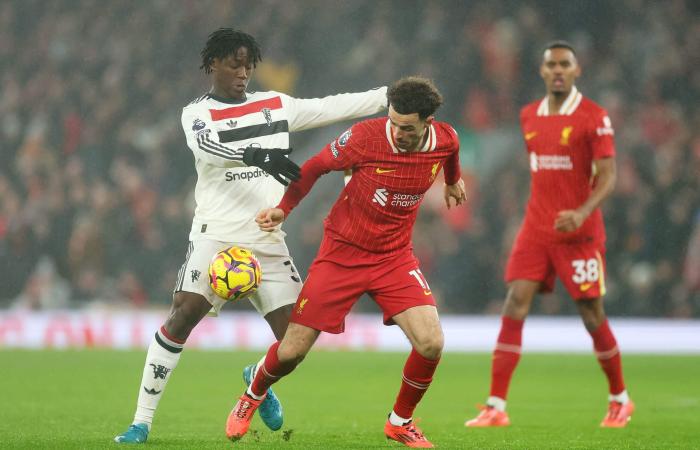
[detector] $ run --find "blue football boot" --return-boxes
[114,423,149,443]
[242,364,283,430]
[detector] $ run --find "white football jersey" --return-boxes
[181,87,387,244]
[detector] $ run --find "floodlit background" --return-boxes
[0,0,698,345]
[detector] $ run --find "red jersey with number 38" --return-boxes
[519,87,615,244]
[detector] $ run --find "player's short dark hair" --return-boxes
[387,76,443,120]
[200,28,262,74]
[544,40,576,56]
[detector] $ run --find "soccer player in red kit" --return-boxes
[465,41,634,428]
[225,77,466,448]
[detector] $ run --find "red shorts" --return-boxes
[505,231,607,300]
[290,235,436,334]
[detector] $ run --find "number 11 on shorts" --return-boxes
[409,269,432,295]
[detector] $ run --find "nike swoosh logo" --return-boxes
[424,290,432,296]
[580,283,592,292]
[376,168,396,174]
[525,132,537,140]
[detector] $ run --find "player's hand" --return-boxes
[444,178,467,209]
[256,208,286,232]
[554,209,586,232]
[242,146,301,186]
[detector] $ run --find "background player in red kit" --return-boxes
[225,77,466,448]
[465,41,634,428]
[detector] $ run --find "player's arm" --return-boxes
[555,110,617,232]
[257,126,362,232]
[256,150,337,231]
[181,107,300,185]
[283,87,387,132]
[182,106,248,168]
[554,157,616,232]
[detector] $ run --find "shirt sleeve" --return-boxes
[283,87,387,132]
[519,106,530,154]
[443,126,462,185]
[277,124,366,216]
[181,104,247,168]
[590,109,616,160]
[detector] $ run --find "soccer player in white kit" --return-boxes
[115,28,388,444]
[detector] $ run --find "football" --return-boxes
[208,246,262,301]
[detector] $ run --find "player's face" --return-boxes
[211,46,254,99]
[540,48,580,96]
[388,105,433,152]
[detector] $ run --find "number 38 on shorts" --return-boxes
[568,255,606,298]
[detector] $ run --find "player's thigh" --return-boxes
[174,240,229,315]
[505,235,555,293]
[369,252,437,326]
[247,242,302,316]
[289,259,367,334]
[550,242,607,300]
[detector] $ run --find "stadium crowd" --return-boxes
[0,0,698,317]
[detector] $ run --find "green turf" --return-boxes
[0,350,698,449]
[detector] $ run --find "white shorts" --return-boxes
[174,240,302,316]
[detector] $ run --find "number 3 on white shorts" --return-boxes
[409,269,432,294]
[571,258,600,284]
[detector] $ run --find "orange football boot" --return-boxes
[465,405,511,427]
[225,393,265,441]
[384,420,434,448]
[600,400,635,428]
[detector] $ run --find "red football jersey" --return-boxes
[278,117,461,253]
[520,87,615,244]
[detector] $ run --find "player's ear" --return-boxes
[210,57,221,73]
[424,115,434,125]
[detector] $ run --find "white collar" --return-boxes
[385,119,437,153]
[536,86,582,116]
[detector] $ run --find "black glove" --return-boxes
[242,146,301,186]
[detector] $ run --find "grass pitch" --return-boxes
[0,350,698,449]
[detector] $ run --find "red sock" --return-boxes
[250,341,298,397]
[489,316,524,400]
[589,319,626,395]
[392,349,440,419]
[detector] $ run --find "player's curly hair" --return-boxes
[200,28,262,74]
[387,76,443,119]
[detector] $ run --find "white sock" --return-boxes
[609,390,630,404]
[389,410,411,426]
[486,396,507,412]
[133,327,184,428]
[244,355,267,400]
[246,386,265,400]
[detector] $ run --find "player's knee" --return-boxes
[581,310,605,332]
[504,291,533,319]
[577,298,606,332]
[414,334,444,360]
[164,293,207,340]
